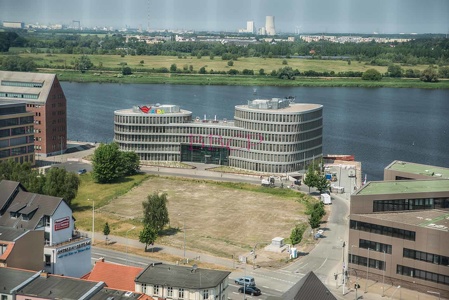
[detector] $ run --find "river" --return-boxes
[63,82,449,181]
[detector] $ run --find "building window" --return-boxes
[153,285,159,296]
[397,265,449,286]
[359,239,392,254]
[404,248,449,266]
[167,287,173,298]
[350,220,415,241]
[178,288,184,299]
[203,289,209,299]
[141,284,147,294]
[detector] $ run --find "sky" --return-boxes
[1,0,448,34]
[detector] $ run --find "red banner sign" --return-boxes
[54,216,70,231]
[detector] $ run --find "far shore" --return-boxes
[40,69,449,89]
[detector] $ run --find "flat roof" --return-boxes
[356,179,449,196]
[356,210,449,232]
[386,160,449,179]
[237,103,322,113]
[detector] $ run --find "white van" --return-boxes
[235,276,256,287]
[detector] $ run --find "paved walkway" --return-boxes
[49,142,446,300]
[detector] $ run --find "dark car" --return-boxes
[77,169,87,175]
[238,286,261,296]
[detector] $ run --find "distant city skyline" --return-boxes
[1,0,448,34]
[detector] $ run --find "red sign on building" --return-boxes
[54,216,70,231]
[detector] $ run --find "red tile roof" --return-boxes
[85,259,143,291]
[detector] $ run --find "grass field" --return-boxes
[72,174,317,265]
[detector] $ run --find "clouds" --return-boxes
[0,0,448,33]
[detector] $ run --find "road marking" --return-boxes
[316,257,328,272]
[263,286,270,289]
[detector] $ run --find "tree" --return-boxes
[122,66,132,75]
[308,210,322,233]
[142,192,169,232]
[227,60,234,67]
[259,68,265,75]
[103,222,110,245]
[139,224,158,251]
[315,175,330,194]
[387,64,403,77]
[277,66,296,80]
[420,66,439,82]
[303,164,318,193]
[199,66,206,74]
[118,151,140,176]
[438,66,449,78]
[92,143,122,183]
[74,55,93,73]
[290,223,307,245]
[170,63,177,72]
[361,68,382,81]
[282,59,288,65]
[41,167,80,207]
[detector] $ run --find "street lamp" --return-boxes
[365,248,370,293]
[125,226,136,265]
[427,290,441,300]
[342,241,346,295]
[90,199,95,246]
[178,214,186,259]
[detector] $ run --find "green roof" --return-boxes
[357,179,449,195]
[387,161,449,179]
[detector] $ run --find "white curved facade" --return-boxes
[114,98,323,174]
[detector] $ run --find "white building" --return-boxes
[265,16,276,36]
[135,263,231,300]
[0,180,91,278]
[247,21,255,34]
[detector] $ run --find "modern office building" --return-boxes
[0,71,67,156]
[348,174,449,297]
[114,97,323,174]
[265,16,276,36]
[384,160,449,181]
[0,102,34,164]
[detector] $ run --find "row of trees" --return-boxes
[3,30,449,66]
[290,200,326,245]
[0,160,80,206]
[362,66,441,82]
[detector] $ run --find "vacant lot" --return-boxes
[95,176,309,263]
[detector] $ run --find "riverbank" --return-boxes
[43,69,449,88]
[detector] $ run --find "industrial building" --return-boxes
[348,162,449,298]
[114,97,323,174]
[0,71,67,157]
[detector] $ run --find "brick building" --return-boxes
[0,71,67,157]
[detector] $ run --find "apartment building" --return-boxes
[0,71,67,156]
[0,180,91,278]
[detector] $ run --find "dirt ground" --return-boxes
[97,176,314,266]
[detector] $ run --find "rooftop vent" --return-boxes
[124,291,133,297]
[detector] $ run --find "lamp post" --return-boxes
[90,199,95,246]
[365,248,370,293]
[178,214,186,259]
[382,250,386,297]
[125,226,136,265]
[427,291,441,300]
[342,241,346,295]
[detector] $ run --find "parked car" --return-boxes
[238,286,261,296]
[77,169,87,175]
[234,276,255,287]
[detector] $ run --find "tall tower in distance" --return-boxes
[246,21,255,34]
[265,16,276,36]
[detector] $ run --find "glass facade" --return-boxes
[349,220,416,241]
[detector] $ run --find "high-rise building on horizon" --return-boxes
[265,16,276,36]
[246,20,255,34]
